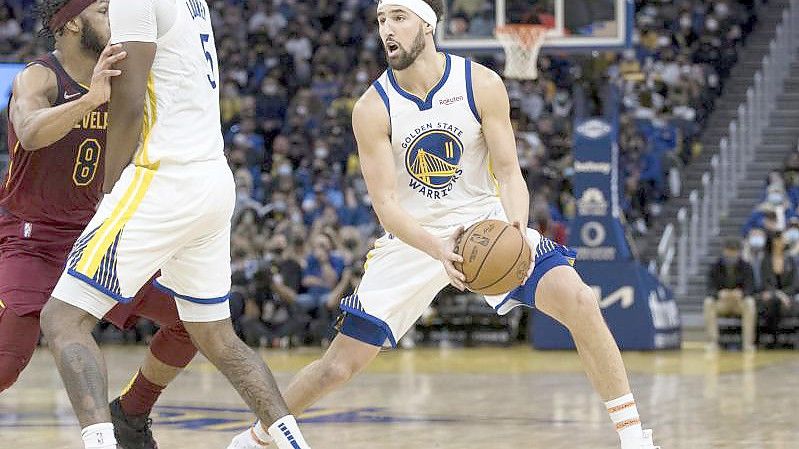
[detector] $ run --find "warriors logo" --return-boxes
[405,129,463,194]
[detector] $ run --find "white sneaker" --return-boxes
[227,427,272,449]
[641,429,660,448]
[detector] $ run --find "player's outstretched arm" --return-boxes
[9,45,125,151]
[472,63,530,229]
[353,87,465,289]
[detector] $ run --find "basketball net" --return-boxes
[495,25,550,80]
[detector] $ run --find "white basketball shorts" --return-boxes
[339,206,577,347]
[52,159,235,322]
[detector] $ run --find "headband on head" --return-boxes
[378,0,438,33]
[48,0,95,33]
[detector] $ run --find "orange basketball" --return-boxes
[453,219,532,296]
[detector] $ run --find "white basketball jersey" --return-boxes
[373,53,501,229]
[110,0,223,167]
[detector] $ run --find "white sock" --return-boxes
[251,420,275,446]
[605,393,643,449]
[81,423,117,449]
[267,415,310,449]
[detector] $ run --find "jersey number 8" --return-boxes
[73,139,102,186]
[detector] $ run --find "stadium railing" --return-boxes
[655,1,799,296]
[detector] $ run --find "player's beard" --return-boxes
[81,22,106,58]
[388,26,426,71]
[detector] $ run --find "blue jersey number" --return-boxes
[200,33,217,89]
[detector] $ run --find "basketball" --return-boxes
[453,220,532,296]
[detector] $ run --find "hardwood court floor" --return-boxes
[2,345,798,449]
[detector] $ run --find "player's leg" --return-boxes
[157,220,313,449]
[40,294,112,426]
[0,306,41,392]
[534,265,655,449]
[229,234,450,449]
[108,284,197,449]
[284,330,381,414]
[41,165,182,449]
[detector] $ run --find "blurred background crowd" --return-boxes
[0,0,765,347]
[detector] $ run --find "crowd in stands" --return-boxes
[0,0,766,346]
[706,145,799,350]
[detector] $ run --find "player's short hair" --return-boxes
[36,0,73,41]
[422,0,445,21]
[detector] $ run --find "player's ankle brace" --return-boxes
[81,423,117,449]
[267,415,310,449]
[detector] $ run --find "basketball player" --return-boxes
[37,1,311,449]
[0,2,198,448]
[230,1,659,448]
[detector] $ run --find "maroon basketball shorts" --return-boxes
[0,214,179,328]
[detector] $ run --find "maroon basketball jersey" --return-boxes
[0,53,107,231]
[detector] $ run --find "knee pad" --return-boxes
[149,323,197,368]
[0,353,30,391]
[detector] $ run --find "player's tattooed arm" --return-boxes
[104,41,156,193]
[472,63,530,229]
[10,46,125,151]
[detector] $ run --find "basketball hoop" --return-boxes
[495,25,551,80]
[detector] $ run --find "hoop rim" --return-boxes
[494,24,552,49]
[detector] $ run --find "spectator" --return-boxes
[704,238,756,351]
[742,185,796,235]
[298,233,345,314]
[747,228,797,348]
[238,235,307,348]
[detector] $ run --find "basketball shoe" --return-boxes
[640,429,660,449]
[227,426,272,448]
[110,397,158,449]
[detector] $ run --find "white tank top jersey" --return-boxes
[109,0,224,167]
[373,53,502,229]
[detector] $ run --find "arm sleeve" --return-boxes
[110,0,157,44]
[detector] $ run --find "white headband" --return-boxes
[378,0,438,33]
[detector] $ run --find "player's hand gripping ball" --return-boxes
[453,220,532,295]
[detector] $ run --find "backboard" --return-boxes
[439,0,634,53]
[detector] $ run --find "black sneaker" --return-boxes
[109,397,158,449]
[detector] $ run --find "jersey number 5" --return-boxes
[73,139,102,186]
[200,33,217,89]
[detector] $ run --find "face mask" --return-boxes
[706,19,719,32]
[277,163,292,177]
[715,4,730,16]
[315,147,329,159]
[273,201,287,212]
[623,49,636,60]
[749,235,766,249]
[786,228,799,243]
[356,70,368,83]
[680,16,692,29]
[768,193,783,205]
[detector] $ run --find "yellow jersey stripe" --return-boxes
[76,167,155,276]
[487,157,500,196]
[362,241,383,272]
[135,73,157,167]
[75,167,145,274]
[4,142,20,189]
[0,298,5,309]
